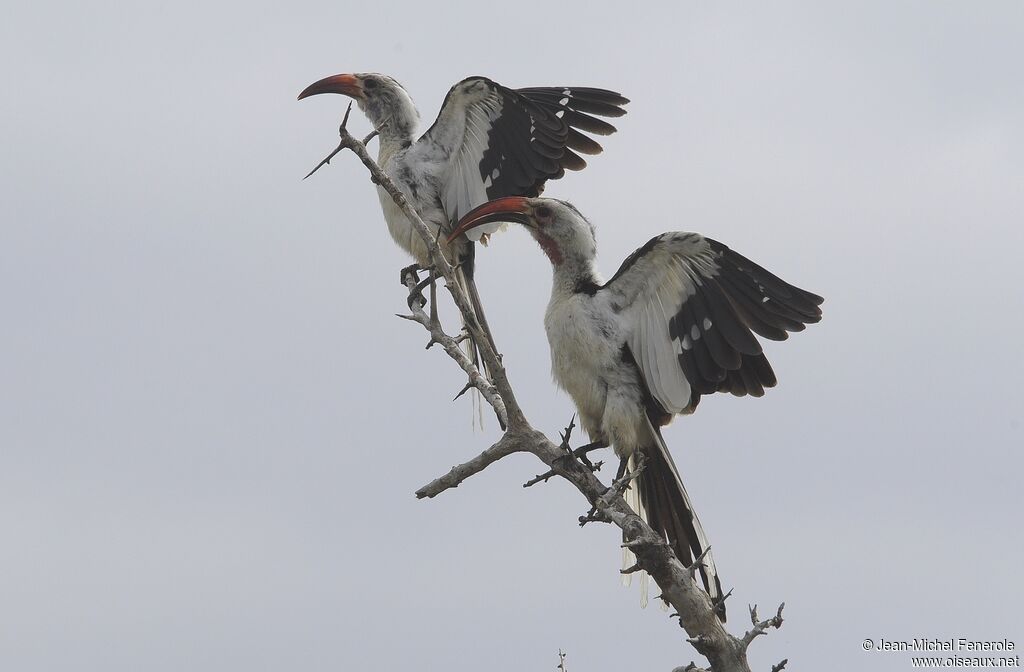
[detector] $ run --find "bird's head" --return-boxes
[449,197,597,267]
[298,72,419,139]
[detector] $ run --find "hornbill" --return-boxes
[298,73,629,409]
[449,197,824,619]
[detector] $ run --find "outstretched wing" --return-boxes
[602,233,824,414]
[412,77,628,235]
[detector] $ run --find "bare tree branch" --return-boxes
[316,109,786,672]
[397,271,508,429]
[305,105,525,427]
[415,432,525,499]
[523,418,605,487]
[741,603,786,647]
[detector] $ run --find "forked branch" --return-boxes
[314,108,785,672]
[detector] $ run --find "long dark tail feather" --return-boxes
[455,245,506,431]
[633,416,725,621]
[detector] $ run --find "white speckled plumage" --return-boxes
[504,200,726,609]
[300,74,629,405]
[457,196,823,617]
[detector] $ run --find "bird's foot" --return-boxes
[572,441,607,472]
[401,264,437,312]
[406,273,437,311]
[400,263,422,287]
[609,452,647,497]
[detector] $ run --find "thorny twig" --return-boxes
[741,603,786,646]
[523,417,604,487]
[395,269,507,428]
[303,104,378,180]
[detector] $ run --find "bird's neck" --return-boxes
[376,132,413,166]
[550,253,603,298]
[366,100,419,162]
[376,121,416,159]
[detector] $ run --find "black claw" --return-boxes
[414,273,435,293]
[400,263,422,287]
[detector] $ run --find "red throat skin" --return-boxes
[535,230,564,265]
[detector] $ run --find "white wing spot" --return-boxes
[682,335,692,350]
[690,325,701,341]
[556,110,565,118]
[562,88,571,96]
[702,318,712,330]
[491,168,500,179]
[559,97,569,106]
[761,296,770,303]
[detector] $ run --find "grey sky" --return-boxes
[1,2,1021,670]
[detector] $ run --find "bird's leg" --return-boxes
[610,451,646,497]
[415,265,438,321]
[428,269,438,324]
[571,441,608,471]
[615,456,629,481]
[406,268,438,312]
[400,262,428,312]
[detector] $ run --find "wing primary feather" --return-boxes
[559,147,588,171]
[688,286,742,370]
[699,280,763,356]
[682,299,726,388]
[747,352,777,389]
[561,109,617,135]
[710,239,824,317]
[717,274,795,339]
[721,271,808,332]
[565,128,603,155]
[516,86,630,109]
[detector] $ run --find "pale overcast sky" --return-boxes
[1,2,1022,671]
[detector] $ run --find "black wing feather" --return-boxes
[485,83,627,198]
[605,232,822,415]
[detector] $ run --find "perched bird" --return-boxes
[298,73,629,399]
[449,197,824,618]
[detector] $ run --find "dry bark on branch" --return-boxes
[313,104,786,672]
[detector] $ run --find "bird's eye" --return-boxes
[363,79,378,90]
[536,206,552,219]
